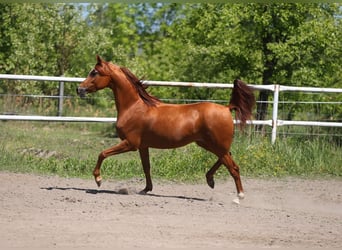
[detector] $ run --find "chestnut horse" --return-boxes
[77,56,255,201]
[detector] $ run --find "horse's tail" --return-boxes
[228,79,255,130]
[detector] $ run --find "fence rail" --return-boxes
[1,74,341,143]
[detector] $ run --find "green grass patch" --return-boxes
[0,121,341,182]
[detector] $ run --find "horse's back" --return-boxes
[154,102,233,127]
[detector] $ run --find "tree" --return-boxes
[85,3,139,62]
[1,3,341,120]
[165,3,342,127]
[0,3,118,97]
[235,4,341,130]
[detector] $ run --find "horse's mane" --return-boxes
[120,67,161,107]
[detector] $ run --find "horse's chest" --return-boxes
[116,115,144,136]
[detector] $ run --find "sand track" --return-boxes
[0,172,341,248]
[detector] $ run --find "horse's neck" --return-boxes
[110,78,141,116]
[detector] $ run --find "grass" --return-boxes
[0,121,341,182]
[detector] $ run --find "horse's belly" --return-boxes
[142,129,199,149]
[143,139,194,149]
[140,119,201,148]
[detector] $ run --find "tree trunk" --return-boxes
[255,32,276,133]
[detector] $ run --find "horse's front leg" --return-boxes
[138,147,153,194]
[93,139,136,187]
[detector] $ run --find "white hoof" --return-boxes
[238,192,245,199]
[232,197,240,204]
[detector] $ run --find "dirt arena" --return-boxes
[0,172,341,248]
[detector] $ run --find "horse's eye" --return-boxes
[89,69,98,77]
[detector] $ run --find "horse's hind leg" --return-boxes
[221,153,245,200]
[196,141,224,189]
[206,159,221,189]
[139,147,153,194]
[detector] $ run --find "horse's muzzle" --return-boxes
[76,87,87,98]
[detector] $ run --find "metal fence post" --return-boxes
[58,80,64,116]
[271,84,280,144]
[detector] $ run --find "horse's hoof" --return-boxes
[206,178,215,189]
[138,189,147,195]
[232,197,240,205]
[138,186,152,195]
[96,180,102,187]
[95,176,102,187]
[232,193,245,205]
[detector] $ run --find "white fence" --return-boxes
[0,74,342,144]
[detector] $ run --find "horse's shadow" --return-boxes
[41,186,119,195]
[41,186,207,202]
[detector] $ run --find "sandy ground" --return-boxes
[0,172,341,249]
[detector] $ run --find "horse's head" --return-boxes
[77,55,112,98]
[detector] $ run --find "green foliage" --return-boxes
[0,3,341,123]
[1,3,341,86]
[166,3,342,112]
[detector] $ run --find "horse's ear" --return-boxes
[96,55,103,65]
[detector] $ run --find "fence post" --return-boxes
[58,80,64,116]
[271,84,280,144]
